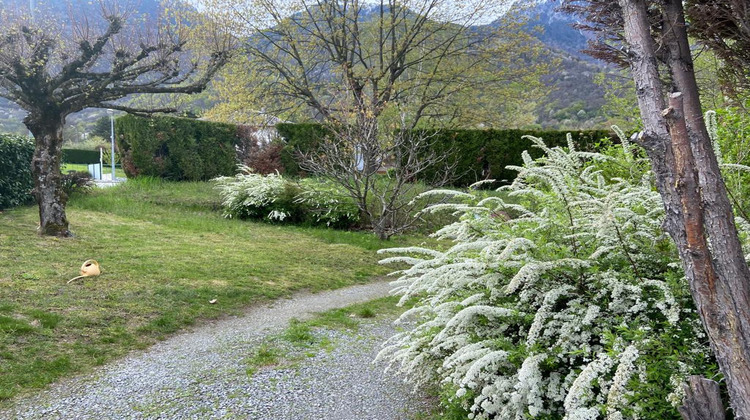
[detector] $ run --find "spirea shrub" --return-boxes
[213,166,359,227]
[295,178,360,227]
[377,136,722,419]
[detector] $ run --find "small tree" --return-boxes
[298,120,452,239]
[205,0,542,238]
[0,0,234,236]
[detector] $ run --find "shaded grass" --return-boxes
[0,178,425,403]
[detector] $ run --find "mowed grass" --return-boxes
[0,178,418,403]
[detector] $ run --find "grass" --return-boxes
[243,296,405,376]
[0,177,426,404]
[61,163,127,179]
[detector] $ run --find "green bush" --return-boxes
[213,167,359,228]
[0,134,34,209]
[116,115,239,181]
[276,123,331,177]
[421,128,612,186]
[61,170,93,197]
[62,149,100,164]
[275,123,611,186]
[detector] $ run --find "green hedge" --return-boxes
[276,123,331,177]
[275,124,612,186]
[115,115,240,181]
[424,129,612,186]
[62,149,100,164]
[0,134,35,209]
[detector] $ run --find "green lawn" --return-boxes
[0,178,421,403]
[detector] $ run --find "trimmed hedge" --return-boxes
[276,123,330,177]
[423,129,612,186]
[0,134,35,209]
[115,115,240,181]
[275,124,612,186]
[62,149,100,164]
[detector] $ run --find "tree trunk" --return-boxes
[619,0,750,417]
[662,1,750,416]
[26,113,71,237]
[679,376,727,420]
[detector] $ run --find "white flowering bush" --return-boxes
[213,165,296,221]
[213,165,359,227]
[377,136,721,419]
[295,178,360,227]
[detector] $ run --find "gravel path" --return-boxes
[0,281,430,419]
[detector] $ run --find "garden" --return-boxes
[3,0,750,418]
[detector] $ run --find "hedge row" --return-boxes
[0,134,35,209]
[275,124,612,186]
[115,115,240,181]
[276,123,330,177]
[62,149,100,164]
[417,129,612,186]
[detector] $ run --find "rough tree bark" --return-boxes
[618,0,750,417]
[679,376,727,420]
[27,110,70,236]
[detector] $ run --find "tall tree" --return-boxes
[0,0,234,236]
[203,0,543,238]
[561,0,750,417]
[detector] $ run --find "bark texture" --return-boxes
[619,0,750,417]
[27,112,70,237]
[679,376,727,420]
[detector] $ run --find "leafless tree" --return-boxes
[207,0,533,238]
[298,118,452,240]
[0,0,234,236]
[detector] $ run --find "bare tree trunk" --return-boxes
[619,0,750,417]
[27,114,70,237]
[679,376,727,420]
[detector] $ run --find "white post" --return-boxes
[108,109,115,181]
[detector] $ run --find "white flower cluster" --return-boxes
[294,178,360,226]
[212,166,359,225]
[378,136,715,419]
[212,165,287,220]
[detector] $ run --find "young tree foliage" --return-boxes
[202,0,545,238]
[0,0,234,236]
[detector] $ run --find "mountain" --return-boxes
[514,2,616,129]
[0,0,615,140]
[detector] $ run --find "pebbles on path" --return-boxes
[0,282,431,419]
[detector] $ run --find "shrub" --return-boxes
[116,115,239,181]
[236,125,285,175]
[711,108,750,215]
[61,171,93,196]
[295,178,360,228]
[276,123,331,177]
[275,123,611,186]
[213,166,295,221]
[213,166,359,228]
[0,134,34,209]
[377,136,721,419]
